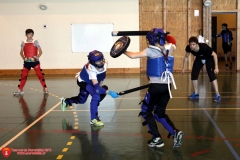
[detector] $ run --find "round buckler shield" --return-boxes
[110,36,130,58]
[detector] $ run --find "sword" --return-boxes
[112,31,170,36]
[118,84,150,95]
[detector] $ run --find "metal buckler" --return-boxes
[24,57,38,62]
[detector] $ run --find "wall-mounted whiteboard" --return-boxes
[71,23,114,53]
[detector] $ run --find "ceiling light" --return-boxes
[40,4,47,10]
[204,0,212,7]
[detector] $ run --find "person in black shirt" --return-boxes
[216,23,233,69]
[181,36,221,102]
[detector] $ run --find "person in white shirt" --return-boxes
[61,50,119,126]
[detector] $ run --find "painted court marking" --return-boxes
[103,95,240,99]
[1,81,240,159]
[0,102,61,151]
[57,107,78,159]
[52,107,240,112]
[201,105,240,159]
[190,150,210,157]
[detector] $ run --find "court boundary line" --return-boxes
[52,107,240,112]
[201,105,240,159]
[0,102,61,151]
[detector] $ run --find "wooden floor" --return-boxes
[0,62,240,160]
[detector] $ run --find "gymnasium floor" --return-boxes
[0,64,240,160]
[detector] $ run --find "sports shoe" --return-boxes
[188,92,199,99]
[91,125,104,131]
[90,117,104,126]
[13,90,24,96]
[61,97,67,111]
[214,94,221,102]
[43,88,49,94]
[173,130,184,148]
[148,137,164,148]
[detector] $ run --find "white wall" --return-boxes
[0,0,139,69]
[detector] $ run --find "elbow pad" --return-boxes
[94,83,107,94]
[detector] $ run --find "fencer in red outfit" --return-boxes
[13,29,48,96]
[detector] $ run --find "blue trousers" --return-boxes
[65,80,107,120]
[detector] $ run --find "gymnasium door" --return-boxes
[211,16,217,53]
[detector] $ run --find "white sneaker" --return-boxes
[90,117,104,126]
[173,130,184,148]
[13,90,24,96]
[43,88,49,94]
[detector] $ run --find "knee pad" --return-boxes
[139,92,167,136]
[18,68,29,90]
[78,89,89,104]
[65,89,89,105]
[33,64,47,88]
[164,114,176,130]
[90,94,101,116]
[98,85,108,104]
[137,92,161,138]
[139,92,154,125]
[139,92,150,117]
[34,64,44,78]
[154,113,176,137]
[21,68,29,80]
[91,94,100,102]
[90,94,102,120]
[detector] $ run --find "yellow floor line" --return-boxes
[0,102,61,151]
[56,155,63,159]
[66,142,72,145]
[62,148,68,152]
[74,126,78,130]
[0,82,74,160]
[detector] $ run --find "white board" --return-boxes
[71,23,114,53]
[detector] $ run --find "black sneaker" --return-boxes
[173,130,184,148]
[148,137,164,148]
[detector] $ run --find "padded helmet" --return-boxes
[88,50,104,68]
[222,23,228,28]
[146,28,166,46]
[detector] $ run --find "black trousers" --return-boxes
[191,58,216,82]
[142,83,171,138]
[148,83,170,116]
[222,42,232,54]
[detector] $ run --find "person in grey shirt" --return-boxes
[124,28,183,148]
[13,29,48,96]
